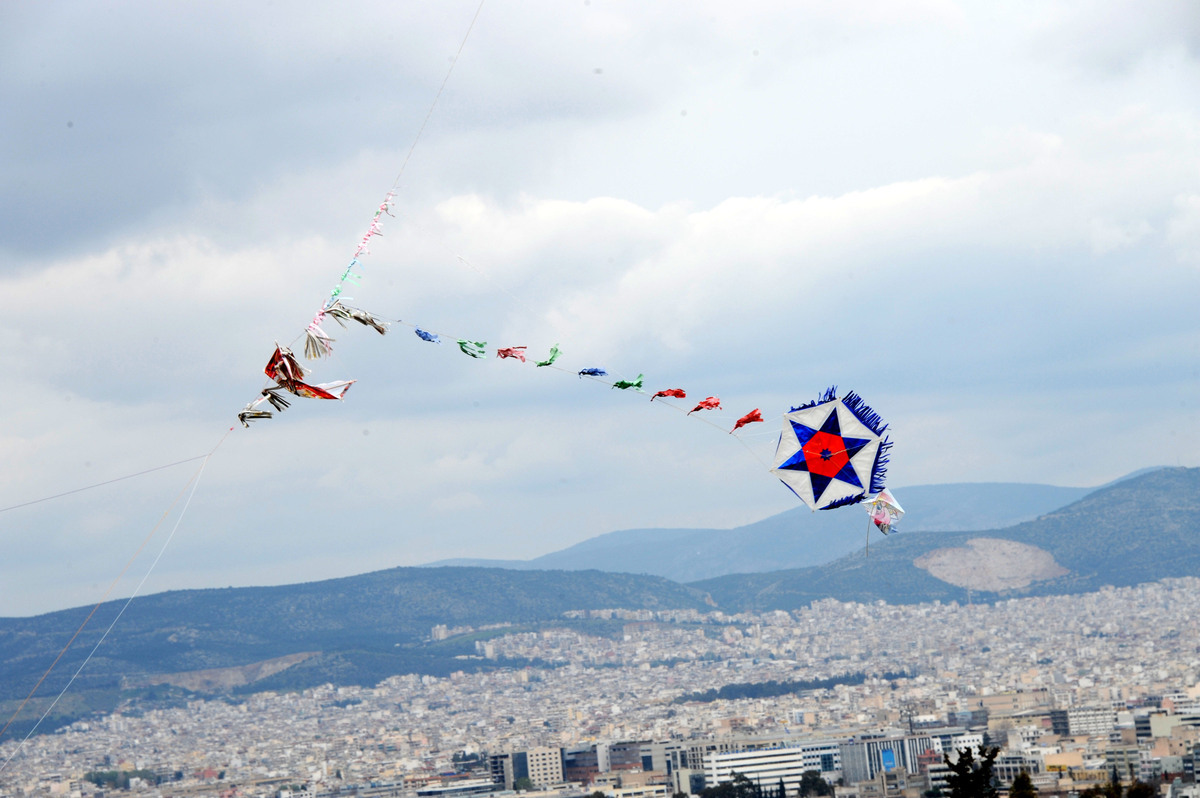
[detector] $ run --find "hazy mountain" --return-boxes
[427,480,1097,581]
[0,566,710,733]
[2,467,1188,739]
[693,466,1200,611]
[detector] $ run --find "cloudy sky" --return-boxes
[2,0,1197,616]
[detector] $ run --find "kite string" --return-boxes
[371,316,780,460]
[247,0,488,414]
[0,451,212,774]
[0,429,229,759]
[389,0,487,193]
[0,454,210,515]
[380,316,776,450]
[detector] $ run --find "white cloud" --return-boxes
[1088,217,1154,255]
[1167,194,1200,264]
[2,0,1200,615]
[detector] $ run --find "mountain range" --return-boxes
[425,479,1136,581]
[2,466,1196,738]
[696,466,1200,608]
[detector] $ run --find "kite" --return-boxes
[688,397,721,415]
[651,388,686,401]
[260,387,291,412]
[457,340,488,359]
[237,399,273,427]
[287,379,355,401]
[731,408,764,433]
[303,303,387,361]
[414,328,441,344]
[497,346,527,362]
[237,384,300,427]
[536,345,561,367]
[579,368,607,378]
[612,374,644,391]
[865,488,904,534]
[264,344,306,386]
[323,300,389,335]
[263,345,355,401]
[303,325,336,360]
[770,387,891,511]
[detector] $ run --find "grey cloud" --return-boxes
[3,0,1200,615]
[0,1,663,264]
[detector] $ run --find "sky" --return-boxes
[1,0,1198,617]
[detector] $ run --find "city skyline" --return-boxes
[4,577,1200,796]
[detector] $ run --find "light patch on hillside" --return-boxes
[914,538,1069,592]
[124,652,318,692]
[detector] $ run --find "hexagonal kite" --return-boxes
[770,387,891,511]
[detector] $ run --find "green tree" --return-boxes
[1104,768,1123,798]
[1009,771,1036,798]
[700,773,759,798]
[799,771,833,798]
[943,745,1000,798]
[699,783,737,798]
[513,777,535,792]
[1126,783,1155,798]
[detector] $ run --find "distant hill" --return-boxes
[0,567,710,732]
[427,481,1097,581]
[693,467,1200,611]
[3,467,1190,740]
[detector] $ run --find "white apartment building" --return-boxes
[704,742,842,793]
[1067,706,1117,737]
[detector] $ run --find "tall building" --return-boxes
[563,746,602,784]
[1068,707,1117,737]
[524,747,566,789]
[684,734,842,774]
[839,734,948,784]
[489,747,565,790]
[704,743,841,795]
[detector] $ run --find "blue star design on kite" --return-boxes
[776,406,872,505]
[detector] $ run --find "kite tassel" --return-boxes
[791,385,838,413]
[304,326,336,360]
[238,396,273,427]
[261,386,291,412]
[821,492,865,511]
[842,390,889,436]
[869,438,892,494]
[352,309,388,335]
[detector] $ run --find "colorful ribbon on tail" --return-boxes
[731,408,764,433]
[688,396,721,415]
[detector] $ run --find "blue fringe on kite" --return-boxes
[790,385,838,413]
[841,390,889,437]
[870,438,892,494]
[821,492,865,510]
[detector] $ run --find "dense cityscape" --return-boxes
[4,578,1200,798]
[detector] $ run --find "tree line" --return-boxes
[674,671,910,704]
